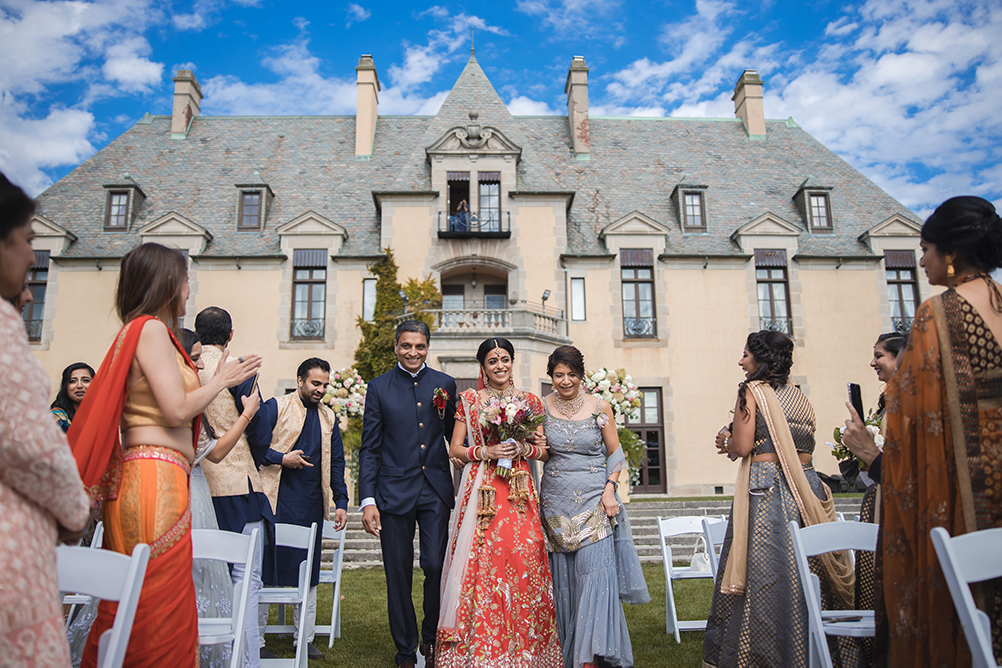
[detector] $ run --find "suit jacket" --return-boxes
[358,365,457,515]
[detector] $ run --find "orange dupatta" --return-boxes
[68,316,201,500]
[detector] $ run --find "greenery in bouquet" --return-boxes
[583,367,641,424]
[829,410,883,470]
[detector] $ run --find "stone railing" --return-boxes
[398,303,567,340]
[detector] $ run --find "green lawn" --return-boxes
[262,562,711,667]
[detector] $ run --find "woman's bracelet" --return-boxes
[238,413,250,423]
[478,446,488,461]
[466,446,477,461]
[605,479,618,493]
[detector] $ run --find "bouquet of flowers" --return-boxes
[584,367,641,424]
[478,395,546,477]
[322,367,367,419]
[829,410,883,483]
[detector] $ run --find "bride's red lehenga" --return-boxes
[435,388,562,668]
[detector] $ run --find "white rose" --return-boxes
[873,433,885,450]
[598,379,611,392]
[590,371,605,383]
[505,404,518,420]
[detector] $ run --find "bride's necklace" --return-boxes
[552,390,586,418]
[485,383,518,399]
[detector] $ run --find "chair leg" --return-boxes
[665,577,681,644]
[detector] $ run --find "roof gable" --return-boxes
[731,212,802,240]
[139,212,212,255]
[600,211,671,239]
[276,211,347,238]
[860,213,922,240]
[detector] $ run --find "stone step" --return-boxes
[324,498,866,568]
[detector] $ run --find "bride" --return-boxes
[435,338,562,667]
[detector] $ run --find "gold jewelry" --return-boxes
[552,390,587,418]
[946,255,956,279]
[484,376,518,399]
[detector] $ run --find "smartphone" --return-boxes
[301,454,312,463]
[848,383,865,421]
[249,373,260,395]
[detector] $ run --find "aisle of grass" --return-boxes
[262,562,711,667]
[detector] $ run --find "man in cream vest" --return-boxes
[195,306,274,663]
[257,357,348,661]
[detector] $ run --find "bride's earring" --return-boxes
[946,255,956,279]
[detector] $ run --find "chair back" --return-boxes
[930,526,1002,668]
[701,517,728,578]
[57,543,150,668]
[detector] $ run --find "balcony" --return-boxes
[397,302,568,343]
[892,316,913,335]
[291,318,325,340]
[623,317,656,339]
[760,317,793,335]
[437,211,511,239]
[23,318,42,342]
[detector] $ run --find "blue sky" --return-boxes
[2,0,999,218]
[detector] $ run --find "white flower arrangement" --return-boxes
[583,367,641,424]
[322,367,367,419]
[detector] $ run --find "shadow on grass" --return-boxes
[261,563,711,667]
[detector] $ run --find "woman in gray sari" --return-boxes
[703,331,854,667]
[540,345,649,668]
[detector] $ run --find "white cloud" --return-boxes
[172,13,206,30]
[346,3,370,28]
[102,37,162,92]
[515,0,623,40]
[507,95,559,115]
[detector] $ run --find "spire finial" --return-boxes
[471,27,475,54]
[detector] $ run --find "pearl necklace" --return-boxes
[485,383,518,399]
[552,391,587,418]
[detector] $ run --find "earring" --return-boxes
[946,255,956,279]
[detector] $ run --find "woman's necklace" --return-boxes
[484,383,518,399]
[552,391,586,418]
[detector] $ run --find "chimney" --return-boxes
[171,70,202,139]
[355,55,381,160]
[565,56,591,159]
[732,69,766,140]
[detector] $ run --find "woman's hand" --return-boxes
[600,484,620,517]
[526,427,546,449]
[450,456,465,470]
[214,350,262,389]
[843,402,881,466]
[487,440,519,460]
[240,390,261,420]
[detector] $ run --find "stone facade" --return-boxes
[27,51,929,496]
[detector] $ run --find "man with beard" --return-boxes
[257,357,348,660]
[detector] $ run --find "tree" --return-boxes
[353,248,442,381]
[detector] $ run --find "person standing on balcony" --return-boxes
[359,320,457,668]
[455,199,468,232]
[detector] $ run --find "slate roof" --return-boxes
[34,53,919,260]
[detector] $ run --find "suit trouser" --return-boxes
[379,479,451,667]
[229,519,266,660]
[292,585,318,645]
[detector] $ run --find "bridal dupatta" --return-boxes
[721,381,854,607]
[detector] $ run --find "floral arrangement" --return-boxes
[321,367,367,419]
[478,395,546,477]
[584,368,641,424]
[433,387,450,419]
[829,411,883,470]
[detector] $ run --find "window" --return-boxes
[625,388,666,493]
[447,172,470,231]
[478,172,500,232]
[682,191,705,230]
[808,193,831,231]
[21,251,49,342]
[442,285,464,310]
[755,249,792,334]
[105,191,129,229]
[238,191,262,229]
[885,250,919,334]
[484,284,506,310]
[621,248,656,338]
[570,277,586,321]
[291,249,326,340]
[362,279,376,321]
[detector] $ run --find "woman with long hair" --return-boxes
[51,362,95,432]
[540,345,649,668]
[703,330,853,667]
[68,242,261,666]
[0,172,93,664]
[875,196,1002,666]
[436,337,562,667]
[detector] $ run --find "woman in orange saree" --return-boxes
[436,338,563,667]
[877,196,1002,667]
[69,243,260,667]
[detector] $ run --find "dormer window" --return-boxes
[238,190,262,229]
[102,174,145,231]
[671,184,709,232]
[794,182,834,233]
[234,173,274,230]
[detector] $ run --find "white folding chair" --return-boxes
[57,542,150,668]
[313,519,346,648]
[788,520,878,668]
[701,517,728,579]
[64,520,105,626]
[260,522,318,667]
[657,515,716,643]
[931,526,1002,668]
[192,528,260,668]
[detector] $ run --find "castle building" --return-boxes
[27,51,926,495]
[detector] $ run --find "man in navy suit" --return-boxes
[359,320,457,668]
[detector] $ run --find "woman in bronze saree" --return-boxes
[876,196,1002,666]
[703,330,854,668]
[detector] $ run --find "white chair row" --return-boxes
[656,515,727,643]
